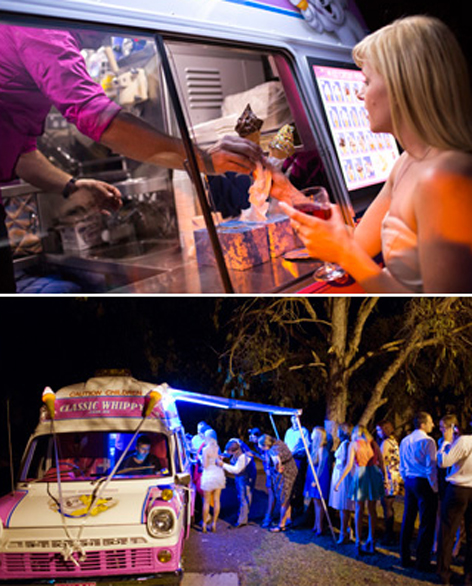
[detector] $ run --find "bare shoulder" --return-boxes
[416,150,472,206]
[424,150,472,182]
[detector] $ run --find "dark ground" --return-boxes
[182,464,466,586]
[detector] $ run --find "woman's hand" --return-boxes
[334,481,340,492]
[268,168,305,205]
[279,201,352,266]
[74,178,122,213]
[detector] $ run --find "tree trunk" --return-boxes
[358,335,420,426]
[325,298,350,425]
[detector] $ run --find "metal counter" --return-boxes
[42,242,324,293]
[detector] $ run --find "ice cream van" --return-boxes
[0,375,195,586]
[0,0,400,294]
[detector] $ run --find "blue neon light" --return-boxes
[223,0,303,18]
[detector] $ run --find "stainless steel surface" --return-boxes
[0,181,42,199]
[114,176,168,196]
[42,241,323,293]
[89,239,179,260]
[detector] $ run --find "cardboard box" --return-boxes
[57,214,103,252]
[264,214,296,258]
[194,220,269,271]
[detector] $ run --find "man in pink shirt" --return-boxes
[0,24,261,291]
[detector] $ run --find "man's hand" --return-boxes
[442,426,454,444]
[15,150,122,213]
[74,178,122,213]
[208,135,263,174]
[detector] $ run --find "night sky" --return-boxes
[355,0,472,67]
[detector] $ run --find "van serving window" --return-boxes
[0,9,365,294]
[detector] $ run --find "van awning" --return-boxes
[167,387,301,417]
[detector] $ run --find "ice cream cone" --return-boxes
[245,130,261,146]
[269,147,286,160]
[42,387,56,419]
[235,104,263,142]
[268,124,295,159]
[143,389,161,417]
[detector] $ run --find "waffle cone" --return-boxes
[245,130,261,145]
[269,147,287,160]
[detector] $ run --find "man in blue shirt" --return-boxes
[399,412,438,572]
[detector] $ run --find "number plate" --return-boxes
[55,582,96,586]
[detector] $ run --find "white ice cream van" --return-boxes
[0,375,196,586]
[0,372,313,585]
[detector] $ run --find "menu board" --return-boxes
[312,65,400,192]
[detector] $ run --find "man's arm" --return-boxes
[15,150,75,193]
[438,436,470,468]
[425,438,438,492]
[222,454,247,475]
[100,111,262,175]
[398,440,407,481]
[15,150,122,212]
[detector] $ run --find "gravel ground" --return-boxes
[181,469,465,586]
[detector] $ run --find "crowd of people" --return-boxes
[189,411,472,586]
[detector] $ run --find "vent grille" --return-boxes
[2,549,154,576]
[185,68,223,110]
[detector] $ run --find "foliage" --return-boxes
[219,297,472,428]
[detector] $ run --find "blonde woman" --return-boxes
[329,424,355,544]
[305,427,332,535]
[200,429,226,533]
[335,425,385,554]
[271,16,472,293]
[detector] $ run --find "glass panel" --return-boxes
[0,21,197,293]
[165,41,333,293]
[21,432,171,481]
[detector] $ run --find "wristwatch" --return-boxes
[62,177,78,199]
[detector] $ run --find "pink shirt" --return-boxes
[0,24,121,185]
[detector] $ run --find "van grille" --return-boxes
[1,548,155,577]
[185,68,223,110]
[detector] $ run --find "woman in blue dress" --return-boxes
[305,427,332,535]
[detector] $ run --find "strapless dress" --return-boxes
[381,212,423,292]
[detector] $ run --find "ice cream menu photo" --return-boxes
[313,65,400,192]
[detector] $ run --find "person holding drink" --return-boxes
[270,16,472,293]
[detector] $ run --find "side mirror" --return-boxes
[175,472,191,487]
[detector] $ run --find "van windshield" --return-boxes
[21,431,171,482]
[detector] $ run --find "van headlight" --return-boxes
[147,508,175,537]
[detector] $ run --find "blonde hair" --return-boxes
[310,426,327,465]
[351,425,373,442]
[258,434,276,450]
[353,15,472,153]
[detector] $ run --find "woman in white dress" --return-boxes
[270,15,472,293]
[200,429,226,533]
[329,424,355,544]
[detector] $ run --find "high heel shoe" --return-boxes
[211,523,217,533]
[337,533,351,545]
[202,525,207,533]
[363,540,376,554]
